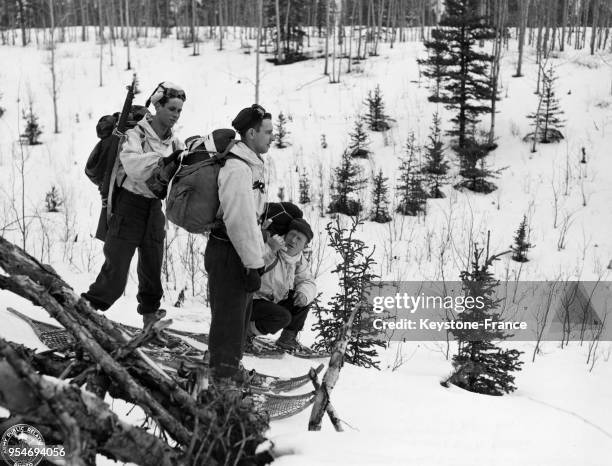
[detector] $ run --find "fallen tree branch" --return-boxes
[309,368,343,432]
[308,305,359,431]
[0,274,193,446]
[0,339,184,466]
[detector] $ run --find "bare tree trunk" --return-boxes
[191,0,199,55]
[324,0,330,73]
[17,0,27,46]
[590,0,600,55]
[79,0,87,41]
[373,0,384,55]
[49,0,59,134]
[255,0,263,103]
[333,0,342,82]
[125,0,131,69]
[489,0,506,144]
[348,0,355,72]
[330,0,337,81]
[218,0,224,50]
[98,0,104,86]
[274,0,282,62]
[514,0,529,77]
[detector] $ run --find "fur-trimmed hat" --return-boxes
[288,218,313,243]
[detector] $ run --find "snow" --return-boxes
[0,27,611,465]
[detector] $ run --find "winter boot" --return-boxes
[244,321,264,355]
[275,329,300,351]
[142,308,167,328]
[141,309,181,348]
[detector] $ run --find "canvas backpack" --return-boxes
[166,129,242,234]
[84,105,149,189]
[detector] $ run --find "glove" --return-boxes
[145,150,183,199]
[244,268,264,292]
[161,149,183,167]
[267,234,286,253]
[293,291,308,307]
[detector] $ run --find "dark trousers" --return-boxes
[252,291,310,335]
[83,188,165,315]
[205,235,252,378]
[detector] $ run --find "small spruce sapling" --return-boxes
[312,216,385,368]
[348,117,370,158]
[45,186,63,212]
[370,169,392,223]
[274,111,290,148]
[364,85,390,132]
[511,215,533,262]
[448,238,524,395]
[21,102,43,145]
[422,112,450,198]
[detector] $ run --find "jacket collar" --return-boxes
[138,114,174,143]
[279,249,302,265]
[231,141,265,168]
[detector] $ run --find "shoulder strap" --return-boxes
[138,126,147,151]
[263,256,280,274]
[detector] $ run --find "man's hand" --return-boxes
[293,291,308,307]
[267,234,286,253]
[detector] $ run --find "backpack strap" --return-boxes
[263,255,280,274]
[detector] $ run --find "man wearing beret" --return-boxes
[247,218,317,352]
[205,104,273,388]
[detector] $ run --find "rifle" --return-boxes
[94,77,138,241]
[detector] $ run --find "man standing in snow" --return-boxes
[82,82,185,332]
[205,104,273,388]
[247,218,317,352]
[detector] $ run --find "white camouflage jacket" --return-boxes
[254,249,316,304]
[216,141,267,269]
[116,115,183,198]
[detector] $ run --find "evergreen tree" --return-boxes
[396,134,427,216]
[312,217,385,368]
[364,85,390,132]
[455,137,499,193]
[422,112,450,198]
[449,242,524,395]
[435,0,496,149]
[0,90,5,118]
[298,170,311,204]
[44,186,63,212]
[511,215,533,262]
[328,150,366,216]
[20,102,42,145]
[320,134,328,149]
[370,170,392,223]
[418,28,449,102]
[274,111,289,148]
[349,117,370,158]
[527,66,565,145]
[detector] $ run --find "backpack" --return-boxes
[166,129,240,234]
[85,105,149,189]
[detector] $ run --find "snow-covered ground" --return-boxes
[0,28,611,465]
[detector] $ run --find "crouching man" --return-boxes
[248,218,317,351]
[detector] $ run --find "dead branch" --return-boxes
[0,340,183,465]
[308,305,359,431]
